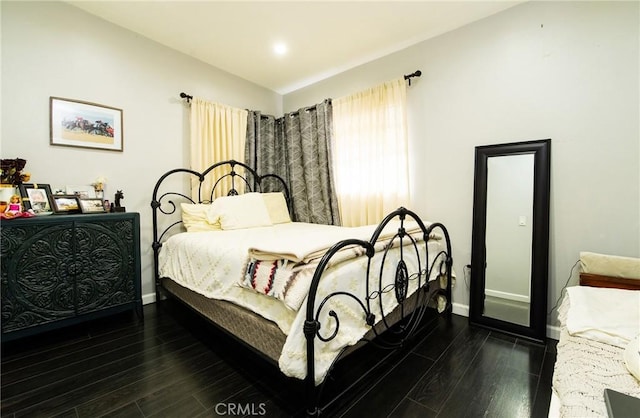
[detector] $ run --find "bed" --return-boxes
[150,160,454,416]
[549,252,640,417]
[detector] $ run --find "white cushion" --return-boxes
[580,252,640,279]
[211,193,272,230]
[262,192,291,224]
[180,203,221,232]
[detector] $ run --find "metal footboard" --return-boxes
[303,207,453,416]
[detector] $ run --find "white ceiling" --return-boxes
[68,1,523,95]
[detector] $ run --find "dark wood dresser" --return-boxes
[1,212,142,342]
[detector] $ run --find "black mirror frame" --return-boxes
[469,139,551,343]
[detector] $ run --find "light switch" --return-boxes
[519,215,526,226]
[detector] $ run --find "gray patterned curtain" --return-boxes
[245,111,288,191]
[245,100,340,225]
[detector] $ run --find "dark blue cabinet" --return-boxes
[1,212,142,341]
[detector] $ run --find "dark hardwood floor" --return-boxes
[1,301,557,418]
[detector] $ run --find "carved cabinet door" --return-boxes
[1,223,77,333]
[74,219,136,314]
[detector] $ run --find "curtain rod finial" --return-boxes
[404,70,422,86]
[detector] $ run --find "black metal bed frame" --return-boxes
[150,160,453,416]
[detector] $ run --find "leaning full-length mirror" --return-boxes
[469,139,550,343]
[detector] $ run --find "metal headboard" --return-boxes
[150,159,290,295]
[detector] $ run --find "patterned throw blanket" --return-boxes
[239,221,438,311]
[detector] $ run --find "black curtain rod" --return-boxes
[181,71,418,106]
[404,70,422,86]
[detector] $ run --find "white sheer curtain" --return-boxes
[190,98,248,200]
[332,78,410,226]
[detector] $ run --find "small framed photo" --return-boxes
[50,97,123,152]
[79,198,107,214]
[18,183,53,214]
[51,195,80,214]
[65,185,96,199]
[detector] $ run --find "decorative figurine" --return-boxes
[0,193,34,219]
[0,194,35,219]
[113,190,125,212]
[3,194,23,218]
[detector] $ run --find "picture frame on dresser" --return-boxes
[17,183,53,214]
[65,184,96,199]
[51,194,80,214]
[79,198,107,213]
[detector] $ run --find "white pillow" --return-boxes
[624,334,640,382]
[180,203,221,232]
[580,252,640,279]
[262,192,291,224]
[210,193,272,230]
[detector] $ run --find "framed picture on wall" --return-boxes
[17,183,53,214]
[50,97,123,152]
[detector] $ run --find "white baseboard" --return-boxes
[546,324,560,341]
[485,288,530,303]
[450,302,560,341]
[451,302,469,317]
[142,292,156,305]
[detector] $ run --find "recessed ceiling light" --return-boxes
[273,42,288,56]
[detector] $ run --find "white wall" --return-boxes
[284,1,640,326]
[1,1,281,300]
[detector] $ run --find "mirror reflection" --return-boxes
[484,154,534,327]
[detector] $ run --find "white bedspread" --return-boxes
[158,221,448,384]
[552,289,640,417]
